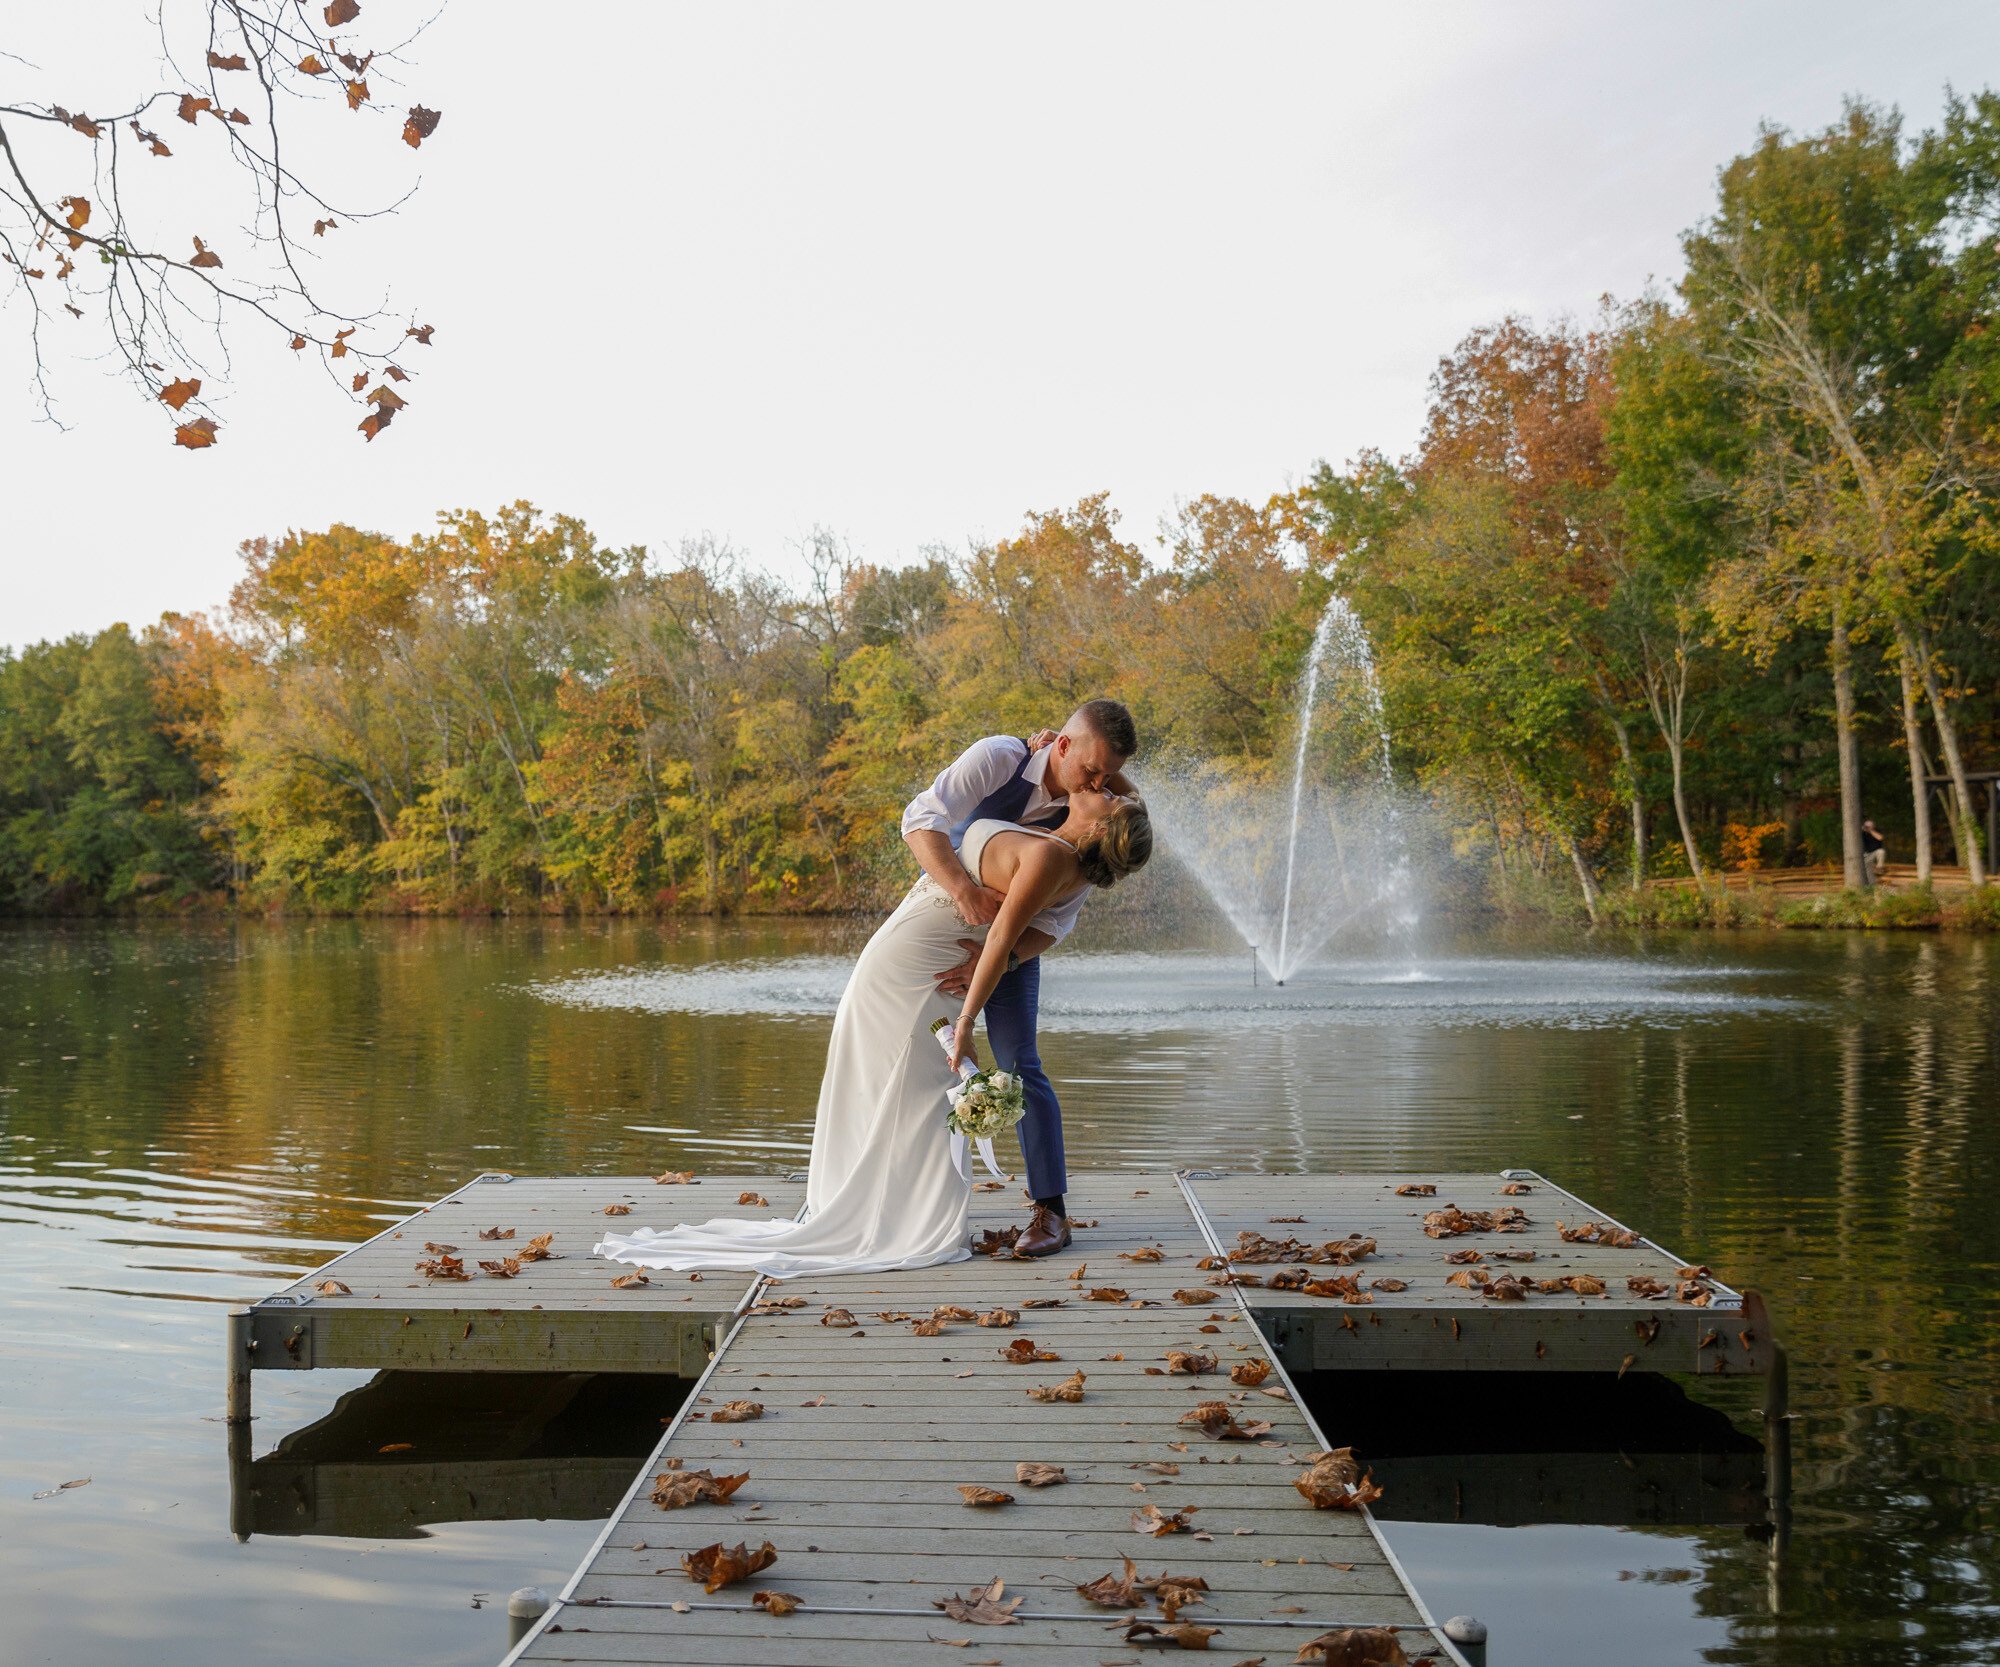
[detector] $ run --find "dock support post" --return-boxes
[508,1588,551,1648]
[1443,1615,1488,1665]
[225,1307,254,1426]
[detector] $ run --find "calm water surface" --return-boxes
[0,914,1994,1665]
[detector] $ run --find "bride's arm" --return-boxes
[946,844,1072,1070]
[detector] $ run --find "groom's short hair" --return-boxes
[1072,698,1137,759]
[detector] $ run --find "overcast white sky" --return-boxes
[4,2,1996,648]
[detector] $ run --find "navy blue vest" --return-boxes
[969,739,1068,830]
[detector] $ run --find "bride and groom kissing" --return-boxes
[595,699,1153,1279]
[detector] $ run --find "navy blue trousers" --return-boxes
[981,956,1066,1201]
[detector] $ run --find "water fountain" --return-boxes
[1146,588,1411,985]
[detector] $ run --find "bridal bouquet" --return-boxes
[930,1018,1027,1140]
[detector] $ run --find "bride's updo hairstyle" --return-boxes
[1076,800,1153,889]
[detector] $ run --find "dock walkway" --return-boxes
[228,1167,1779,1665]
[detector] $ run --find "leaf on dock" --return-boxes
[681,1539,775,1592]
[477,1226,515,1240]
[603,1203,632,1216]
[316,1278,352,1295]
[1294,1624,1409,1664]
[518,1232,556,1262]
[1229,1359,1271,1386]
[976,1308,1018,1328]
[1083,1287,1130,1302]
[1119,1245,1165,1262]
[650,1468,748,1510]
[1001,1337,1059,1363]
[1014,1462,1065,1487]
[1131,1503,1200,1536]
[1172,1288,1218,1305]
[416,1253,468,1280]
[1026,1369,1086,1403]
[1164,1350,1217,1375]
[957,1484,1015,1506]
[969,1226,1021,1256]
[1394,1183,1437,1197]
[932,1576,1023,1626]
[1294,1448,1384,1511]
[708,1400,763,1423]
[751,1591,801,1616]
[737,1191,768,1206]
[1179,1401,1270,1441]
[653,1171,696,1185]
[479,1257,520,1278]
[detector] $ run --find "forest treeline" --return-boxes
[4,96,1998,920]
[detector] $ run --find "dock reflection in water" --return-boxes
[231,1372,685,1541]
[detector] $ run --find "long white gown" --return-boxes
[593,819,1065,1280]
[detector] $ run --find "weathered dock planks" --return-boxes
[226,1174,806,1418]
[503,1175,1464,1666]
[231,1165,1779,1664]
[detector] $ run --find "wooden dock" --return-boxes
[228,1168,1781,1666]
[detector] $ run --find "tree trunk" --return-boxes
[1896,649,1933,884]
[1665,730,1702,882]
[1829,598,1865,891]
[1912,625,1987,887]
[1561,828,1601,925]
[1610,714,1647,888]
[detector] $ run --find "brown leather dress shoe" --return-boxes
[1013,1204,1072,1258]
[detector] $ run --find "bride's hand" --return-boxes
[947,1014,979,1073]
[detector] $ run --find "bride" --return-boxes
[594,790,1152,1279]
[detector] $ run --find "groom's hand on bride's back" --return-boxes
[954,882,1006,927]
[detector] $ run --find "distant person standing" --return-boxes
[1861,818,1886,883]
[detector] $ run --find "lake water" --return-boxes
[1,914,1994,1665]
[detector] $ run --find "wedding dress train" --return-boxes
[593,819,1062,1280]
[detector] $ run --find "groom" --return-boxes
[902,698,1139,1257]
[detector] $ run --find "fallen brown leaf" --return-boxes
[1015,1461,1066,1487]
[681,1540,776,1592]
[1180,1402,1270,1441]
[933,1576,1023,1626]
[978,1308,1019,1328]
[1165,1351,1217,1375]
[1294,1448,1384,1511]
[738,1191,768,1207]
[610,1271,649,1289]
[651,1468,748,1510]
[1132,1504,1200,1536]
[316,1278,351,1295]
[1294,1625,1408,1664]
[1002,1338,1060,1364]
[1229,1359,1272,1387]
[1394,1183,1436,1197]
[709,1400,763,1423]
[603,1203,632,1216]
[477,1226,515,1240]
[957,1484,1014,1507]
[1027,1370,1087,1403]
[655,1170,695,1184]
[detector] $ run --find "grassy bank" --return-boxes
[1596,881,2000,932]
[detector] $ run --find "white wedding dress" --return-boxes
[594,819,1068,1280]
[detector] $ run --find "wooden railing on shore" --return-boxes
[1649,863,1973,895]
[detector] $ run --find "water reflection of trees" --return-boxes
[4,923,1998,1661]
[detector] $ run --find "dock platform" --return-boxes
[227,1168,1780,1665]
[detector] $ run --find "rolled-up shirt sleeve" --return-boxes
[901,736,1023,838]
[1028,886,1088,949]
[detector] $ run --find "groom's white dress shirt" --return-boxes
[901,736,1087,946]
